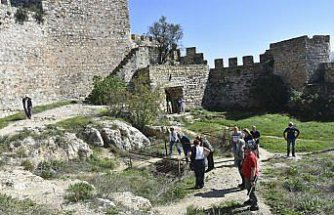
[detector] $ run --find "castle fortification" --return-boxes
[0,0,131,112]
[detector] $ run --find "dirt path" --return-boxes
[1,105,275,214]
[153,148,274,215]
[0,104,106,136]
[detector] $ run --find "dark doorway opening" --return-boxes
[165,86,183,114]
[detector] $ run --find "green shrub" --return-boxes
[14,7,28,24]
[21,160,35,172]
[87,75,127,106]
[65,182,95,202]
[34,160,64,179]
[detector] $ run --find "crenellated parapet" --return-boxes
[180,47,207,65]
[269,35,331,89]
[130,34,158,47]
[213,53,270,70]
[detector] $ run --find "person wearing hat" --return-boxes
[283,122,300,157]
[242,144,260,211]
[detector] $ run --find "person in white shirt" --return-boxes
[188,139,210,189]
[169,127,182,158]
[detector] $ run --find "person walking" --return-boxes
[242,145,260,211]
[283,122,300,157]
[22,95,33,119]
[188,139,210,189]
[169,127,182,158]
[250,125,261,158]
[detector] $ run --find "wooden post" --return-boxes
[164,140,168,157]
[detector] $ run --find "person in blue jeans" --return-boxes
[169,127,182,158]
[283,122,300,157]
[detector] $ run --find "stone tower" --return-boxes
[0,0,131,111]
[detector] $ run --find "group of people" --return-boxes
[231,125,261,211]
[168,127,214,189]
[231,122,300,211]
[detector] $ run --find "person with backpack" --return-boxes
[283,122,300,157]
[188,139,210,189]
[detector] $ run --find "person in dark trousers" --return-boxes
[22,96,33,119]
[196,136,215,173]
[235,137,245,189]
[283,122,300,157]
[188,139,210,189]
[242,145,260,211]
[165,90,172,114]
[178,133,192,162]
[250,125,261,158]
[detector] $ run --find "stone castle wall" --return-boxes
[269,35,330,89]
[202,56,271,110]
[0,0,131,111]
[147,64,209,108]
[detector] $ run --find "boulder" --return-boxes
[108,191,152,211]
[99,120,150,151]
[81,125,104,147]
[10,132,93,165]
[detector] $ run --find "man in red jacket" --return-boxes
[242,145,259,211]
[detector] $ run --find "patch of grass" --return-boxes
[21,160,35,172]
[34,160,65,179]
[0,101,73,129]
[86,169,194,206]
[65,182,95,202]
[260,153,334,215]
[187,109,334,153]
[186,201,245,215]
[88,153,118,170]
[0,193,58,214]
[56,116,93,132]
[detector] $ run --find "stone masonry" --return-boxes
[0,0,333,114]
[0,0,131,112]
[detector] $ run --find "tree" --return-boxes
[148,16,183,64]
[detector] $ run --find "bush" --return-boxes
[21,160,35,172]
[65,182,95,202]
[127,77,162,129]
[14,7,28,24]
[87,75,127,106]
[34,160,64,179]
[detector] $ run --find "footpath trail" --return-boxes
[0,104,106,136]
[1,105,275,214]
[154,148,274,215]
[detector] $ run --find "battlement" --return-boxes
[270,35,330,49]
[180,47,207,65]
[214,54,268,69]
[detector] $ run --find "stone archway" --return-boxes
[165,86,183,114]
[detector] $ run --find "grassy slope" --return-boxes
[186,111,334,153]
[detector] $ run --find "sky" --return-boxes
[128,0,334,68]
